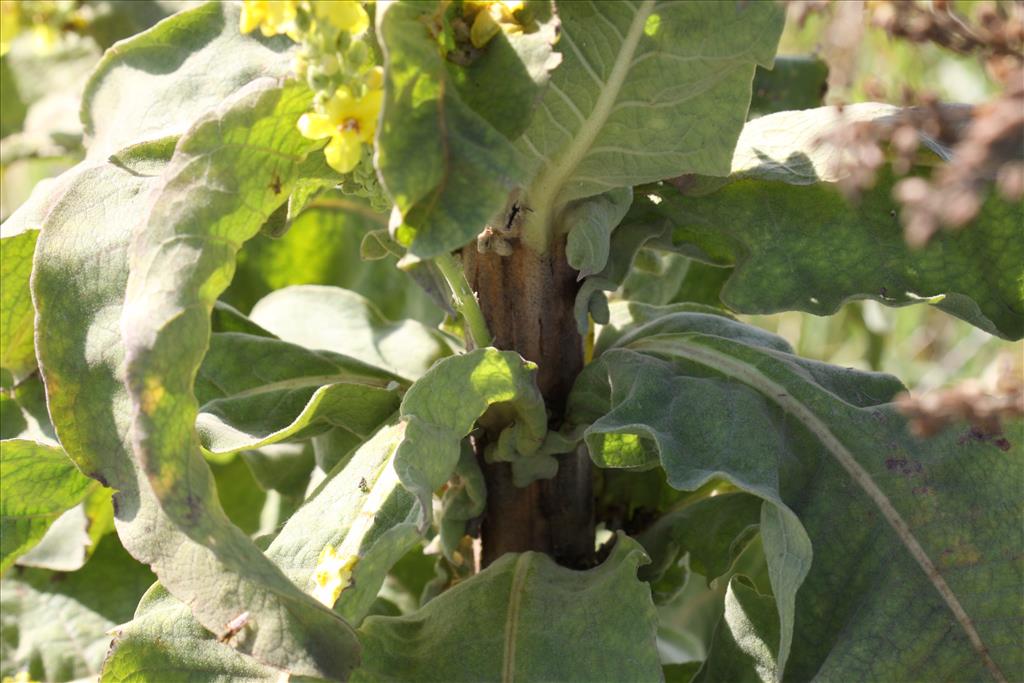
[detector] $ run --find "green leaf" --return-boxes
[264,421,420,625]
[650,104,1024,339]
[395,347,547,527]
[695,577,780,683]
[563,186,633,278]
[516,0,784,251]
[101,585,278,683]
[0,440,96,573]
[248,285,454,380]
[570,307,1023,680]
[115,79,360,679]
[0,227,37,384]
[749,56,828,118]
[446,0,561,140]
[223,199,442,323]
[376,1,523,259]
[81,1,293,159]
[195,332,403,455]
[1,535,154,682]
[353,534,662,682]
[637,492,762,593]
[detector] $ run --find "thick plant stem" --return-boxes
[463,237,595,569]
[436,252,493,348]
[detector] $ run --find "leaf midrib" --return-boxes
[628,334,1007,683]
[524,0,656,251]
[502,553,533,683]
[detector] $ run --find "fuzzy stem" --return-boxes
[436,252,493,348]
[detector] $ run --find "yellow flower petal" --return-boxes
[324,131,364,173]
[350,90,383,142]
[297,112,335,140]
[312,0,369,34]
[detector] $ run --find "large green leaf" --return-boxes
[248,285,454,380]
[515,0,783,251]
[114,79,361,679]
[569,306,1022,680]
[1,535,154,682]
[101,585,278,683]
[0,440,96,573]
[353,535,661,682]
[648,104,1024,339]
[266,421,420,625]
[394,347,548,528]
[376,1,524,259]
[0,228,37,385]
[195,332,403,455]
[81,1,293,158]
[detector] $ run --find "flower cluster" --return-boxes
[240,0,388,208]
[1,0,82,57]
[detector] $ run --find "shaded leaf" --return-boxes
[749,56,828,118]
[0,440,96,573]
[353,535,661,683]
[570,306,1022,680]
[650,104,1024,339]
[376,0,523,259]
[1,535,154,682]
[195,332,403,455]
[447,0,561,140]
[563,186,633,278]
[695,577,780,683]
[248,285,453,380]
[516,0,784,251]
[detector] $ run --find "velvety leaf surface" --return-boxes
[0,440,96,573]
[117,79,360,679]
[81,1,293,158]
[0,228,37,384]
[376,1,523,259]
[249,285,453,380]
[101,586,278,683]
[694,577,780,683]
[563,186,633,278]
[195,332,403,454]
[446,1,561,140]
[650,105,1024,339]
[1,535,154,682]
[394,348,548,527]
[515,0,784,251]
[353,535,662,682]
[570,307,1023,680]
[265,421,419,626]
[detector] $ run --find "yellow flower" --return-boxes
[464,0,525,48]
[312,545,359,607]
[309,0,369,34]
[239,0,298,38]
[298,85,383,174]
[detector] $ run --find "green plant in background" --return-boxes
[0,1,1021,682]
